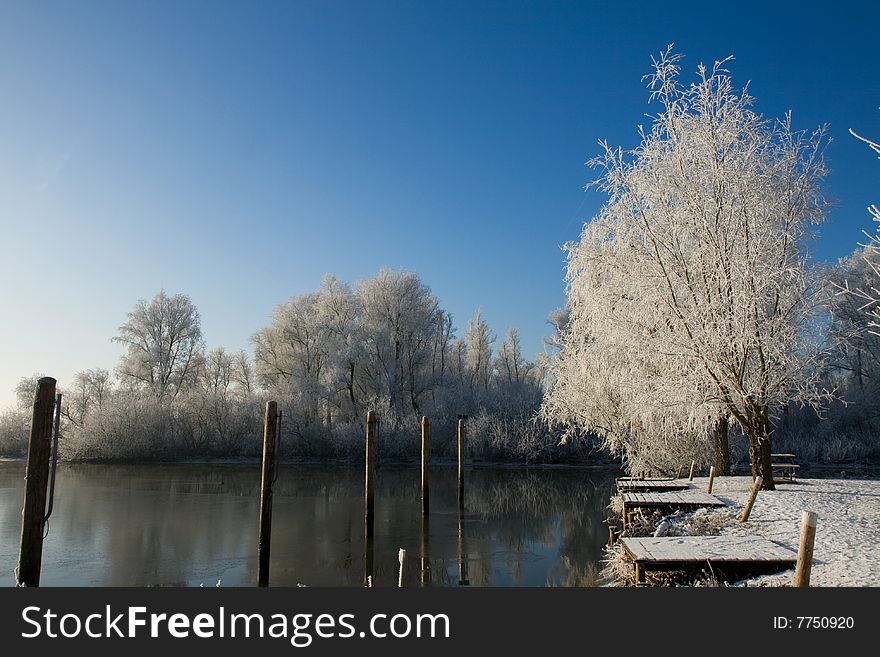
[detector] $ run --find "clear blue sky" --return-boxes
[1,0,877,408]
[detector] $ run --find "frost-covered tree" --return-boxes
[231,350,255,395]
[544,48,831,488]
[842,128,880,329]
[113,290,204,401]
[202,347,234,395]
[497,328,525,386]
[253,287,331,425]
[64,368,111,426]
[356,269,445,418]
[465,309,494,395]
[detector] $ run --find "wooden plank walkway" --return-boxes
[621,491,725,528]
[622,491,725,508]
[621,535,797,582]
[617,479,691,492]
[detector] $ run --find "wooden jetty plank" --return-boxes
[617,480,692,492]
[622,491,726,507]
[621,536,797,566]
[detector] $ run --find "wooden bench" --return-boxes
[770,453,800,482]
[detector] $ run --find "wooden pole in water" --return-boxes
[739,476,763,523]
[707,466,716,494]
[688,460,696,482]
[457,416,466,511]
[365,411,377,539]
[421,416,429,516]
[364,411,377,585]
[17,377,56,587]
[257,400,278,587]
[794,511,818,587]
[457,504,469,586]
[398,548,406,588]
[420,512,430,587]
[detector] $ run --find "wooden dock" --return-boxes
[617,479,692,492]
[621,535,797,583]
[621,491,725,527]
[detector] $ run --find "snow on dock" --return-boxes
[621,490,726,528]
[617,479,692,492]
[621,535,797,582]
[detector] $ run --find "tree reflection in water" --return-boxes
[0,462,617,587]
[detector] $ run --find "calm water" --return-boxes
[0,461,617,587]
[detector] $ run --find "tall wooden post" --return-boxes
[707,466,716,494]
[257,400,278,587]
[420,512,430,587]
[17,377,56,587]
[457,414,469,584]
[739,476,763,523]
[364,411,377,585]
[688,460,696,482]
[421,416,429,516]
[457,417,466,512]
[794,511,818,587]
[365,411,377,539]
[457,503,469,586]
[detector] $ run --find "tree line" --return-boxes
[0,269,591,462]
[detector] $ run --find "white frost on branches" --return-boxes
[543,47,833,485]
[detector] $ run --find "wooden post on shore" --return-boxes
[608,525,616,546]
[17,377,56,587]
[794,511,818,587]
[688,460,696,482]
[257,400,278,587]
[707,466,716,494]
[739,476,763,523]
[364,411,377,585]
[457,416,466,512]
[421,416,429,516]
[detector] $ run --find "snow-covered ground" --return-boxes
[685,475,880,587]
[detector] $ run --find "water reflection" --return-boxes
[0,462,617,587]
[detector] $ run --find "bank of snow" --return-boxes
[685,476,880,587]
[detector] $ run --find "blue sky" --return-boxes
[0,0,877,408]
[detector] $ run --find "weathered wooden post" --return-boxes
[634,562,646,584]
[707,466,716,494]
[257,400,278,587]
[794,511,818,587]
[688,460,696,482]
[421,416,429,516]
[739,476,763,523]
[17,377,57,587]
[457,416,466,512]
[364,411,377,585]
